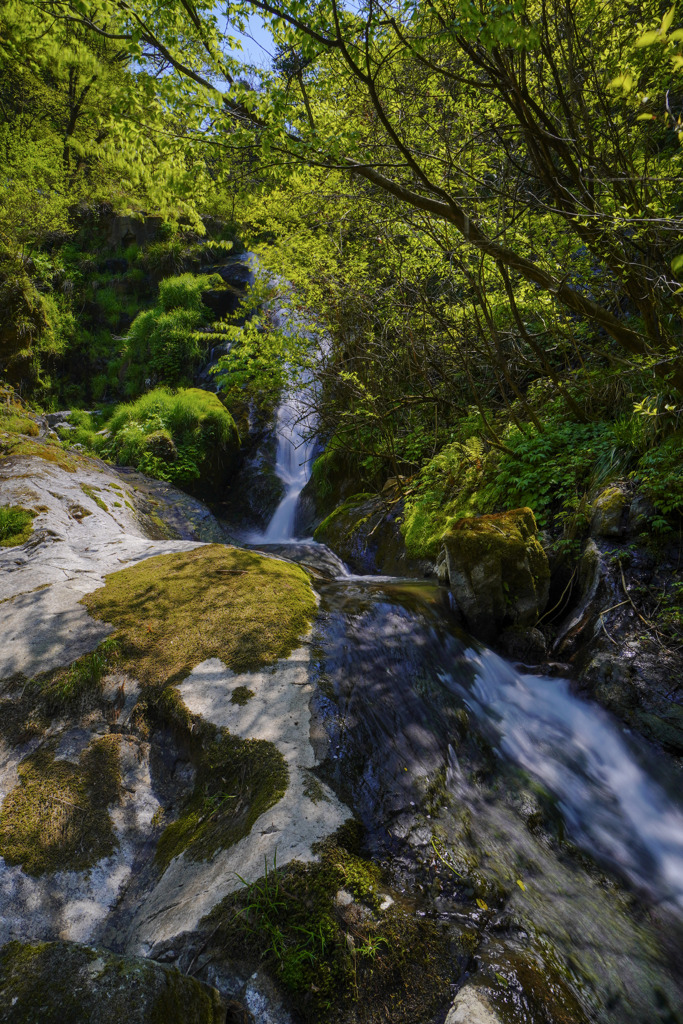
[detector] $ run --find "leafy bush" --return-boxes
[158,272,220,313]
[123,272,223,394]
[103,387,239,491]
[635,434,683,530]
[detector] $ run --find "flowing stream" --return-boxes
[247,344,683,1024]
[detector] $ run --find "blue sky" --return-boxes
[217,6,276,69]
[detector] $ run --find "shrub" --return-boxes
[122,272,223,394]
[103,387,239,492]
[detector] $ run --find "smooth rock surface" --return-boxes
[445,986,503,1024]
[125,650,349,954]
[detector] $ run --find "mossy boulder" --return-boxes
[104,387,240,498]
[313,485,431,576]
[0,940,223,1023]
[441,508,550,643]
[591,484,629,538]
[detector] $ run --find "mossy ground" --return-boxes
[0,432,84,472]
[207,824,453,1024]
[154,726,288,873]
[0,504,35,546]
[81,545,317,683]
[0,940,223,1024]
[80,482,109,512]
[0,639,120,746]
[0,735,121,875]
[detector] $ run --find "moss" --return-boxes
[155,726,288,873]
[0,735,121,875]
[230,685,255,706]
[0,940,223,1024]
[80,482,109,512]
[207,827,453,1024]
[313,493,374,544]
[0,433,83,472]
[0,504,36,546]
[82,545,317,683]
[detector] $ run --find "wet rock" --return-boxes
[446,986,502,1024]
[0,940,223,1023]
[441,508,550,644]
[553,540,608,657]
[313,486,432,576]
[581,652,640,712]
[591,484,629,538]
[500,625,547,663]
[201,285,243,319]
[243,970,295,1024]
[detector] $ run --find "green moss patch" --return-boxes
[155,727,288,873]
[0,433,83,472]
[80,482,108,512]
[0,504,36,546]
[0,735,121,875]
[82,545,317,683]
[230,685,255,706]
[0,940,223,1024]
[207,826,453,1023]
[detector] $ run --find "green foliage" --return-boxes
[102,387,239,489]
[635,434,683,529]
[0,505,35,546]
[157,272,219,313]
[123,273,222,393]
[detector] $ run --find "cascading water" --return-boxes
[262,379,316,542]
[248,295,683,1022]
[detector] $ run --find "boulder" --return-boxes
[313,487,432,576]
[445,986,503,1024]
[200,285,243,319]
[440,508,550,643]
[591,484,629,538]
[0,940,224,1023]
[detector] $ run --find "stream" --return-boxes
[242,347,683,1023]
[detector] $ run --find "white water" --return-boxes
[440,646,683,909]
[262,386,317,542]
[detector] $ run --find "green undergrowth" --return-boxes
[122,272,224,395]
[81,545,317,683]
[0,735,121,875]
[0,505,35,546]
[401,411,683,559]
[154,724,288,873]
[207,824,453,1024]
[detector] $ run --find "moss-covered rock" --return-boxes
[591,484,629,538]
[154,726,288,873]
[207,826,454,1024]
[313,486,431,576]
[81,544,317,683]
[0,736,121,875]
[103,387,240,499]
[0,940,223,1023]
[441,508,550,642]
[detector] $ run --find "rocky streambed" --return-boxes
[1,435,682,1023]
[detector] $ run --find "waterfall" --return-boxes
[261,380,316,542]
